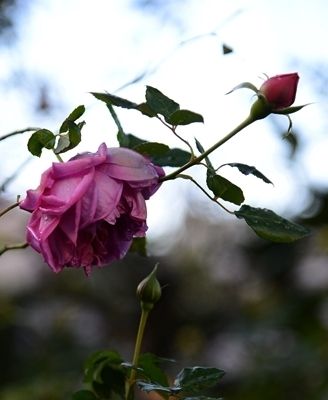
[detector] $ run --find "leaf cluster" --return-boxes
[27,105,86,157]
[72,350,224,400]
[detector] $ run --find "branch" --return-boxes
[0,242,28,256]
[0,127,41,142]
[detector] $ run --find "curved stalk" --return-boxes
[161,115,254,182]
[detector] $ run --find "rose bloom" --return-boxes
[259,73,299,109]
[20,143,165,275]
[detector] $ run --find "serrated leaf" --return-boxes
[195,138,213,170]
[137,381,173,394]
[55,121,82,154]
[134,142,170,158]
[27,129,56,157]
[72,390,97,400]
[167,109,204,126]
[60,105,85,133]
[145,86,180,120]
[207,170,244,205]
[138,353,171,387]
[221,163,273,184]
[91,92,138,109]
[129,237,147,257]
[117,131,146,149]
[235,205,310,242]
[151,147,191,167]
[174,367,225,395]
[136,102,157,117]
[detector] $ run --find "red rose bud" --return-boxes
[259,73,299,109]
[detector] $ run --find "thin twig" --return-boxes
[0,242,29,256]
[0,127,41,142]
[178,174,234,214]
[0,201,20,218]
[157,116,194,156]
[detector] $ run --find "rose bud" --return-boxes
[136,264,161,311]
[259,73,299,109]
[20,143,164,275]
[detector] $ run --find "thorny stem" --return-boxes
[0,127,41,142]
[161,115,254,182]
[0,242,28,256]
[126,308,150,400]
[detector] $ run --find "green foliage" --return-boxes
[55,105,86,154]
[138,366,224,400]
[92,87,203,127]
[206,169,244,205]
[235,205,310,242]
[145,86,180,121]
[72,390,98,400]
[220,162,273,184]
[27,129,56,157]
[83,350,126,399]
[166,109,204,126]
[27,105,86,157]
[90,92,138,110]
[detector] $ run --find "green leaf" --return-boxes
[221,163,273,184]
[167,109,204,126]
[91,92,138,109]
[235,205,311,242]
[145,86,180,120]
[138,353,171,387]
[136,102,157,117]
[27,129,56,157]
[207,170,244,205]
[174,367,225,394]
[72,390,97,400]
[129,237,147,257]
[134,142,170,158]
[117,131,146,149]
[195,138,213,170]
[151,147,191,167]
[137,381,173,395]
[84,350,123,383]
[55,121,82,154]
[60,105,85,133]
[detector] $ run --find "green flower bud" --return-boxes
[136,264,162,311]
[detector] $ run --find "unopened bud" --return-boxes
[136,264,162,311]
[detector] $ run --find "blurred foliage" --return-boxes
[1,194,328,399]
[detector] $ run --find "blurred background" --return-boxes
[1,0,328,399]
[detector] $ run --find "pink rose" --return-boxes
[259,73,299,109]
[20,143,165,275]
